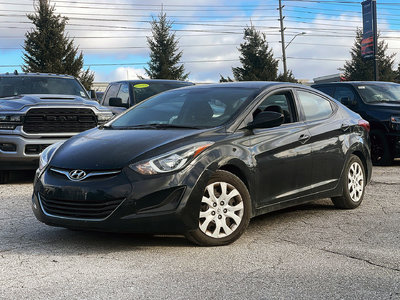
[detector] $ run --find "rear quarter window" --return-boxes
[297,90,333,122]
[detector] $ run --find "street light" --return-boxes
[281,31,306,78]
[285,32,306,49]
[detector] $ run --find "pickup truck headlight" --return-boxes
[390,116,400,124]
[130,142,214,175]
[97,113,114,123]
[38,141,63,172]
[0,114,23,130]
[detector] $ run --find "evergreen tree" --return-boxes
[341,29,396,81]
[79,68,95,91]
[22,0,94,89]
[219,75,234,82]
[145,12,188,80]
[230,26,279,81]
[277,70,297,83]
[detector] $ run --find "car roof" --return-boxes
[313,81,399,86]
[175,81,309,91]
[110,79,194,85]
[0,72,75,79]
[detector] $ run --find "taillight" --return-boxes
[358,119,370,132]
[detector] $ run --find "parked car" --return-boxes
[0,72,113,183]
[95,91,104,102]
[312,81,400,165]
[32,82,372,246]
[100,79,194,114]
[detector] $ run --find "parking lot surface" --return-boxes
[0,163,399,299]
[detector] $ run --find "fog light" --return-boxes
[0,124,16,130]
[0,143,16,152]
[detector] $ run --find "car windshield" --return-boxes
[356,83,400,103]
[111,87,258,129]
[133,82,192,103]
[0,76,89,99]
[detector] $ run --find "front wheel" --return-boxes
[185,170,251,246]
[331,155,366,209]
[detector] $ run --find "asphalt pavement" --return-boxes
[0,163,399,299]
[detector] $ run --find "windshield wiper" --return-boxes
[114,123,202,130]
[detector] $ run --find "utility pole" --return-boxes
[278,0,287,78]
[372,0,378,81]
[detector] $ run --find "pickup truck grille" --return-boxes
[23,108,97,134]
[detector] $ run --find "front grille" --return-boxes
[39,194,124,220]
[25,144,51,154]
[23,108,97,134]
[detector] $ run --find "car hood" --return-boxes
[50,127,218,170]
[0,94,105,111]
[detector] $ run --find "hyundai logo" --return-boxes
[68,169,87,181]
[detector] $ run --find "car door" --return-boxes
[295,88,346,192]
[248,89,314,207]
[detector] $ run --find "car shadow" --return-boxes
[7,170,36,184]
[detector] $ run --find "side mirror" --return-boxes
[247,111,284,130]
[89,90,97,99]
[340,97,357,106]
[109,97,128,108]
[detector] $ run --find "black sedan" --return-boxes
[32,82,372,246]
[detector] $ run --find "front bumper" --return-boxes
[0,134,66,170]
[32,164,212,234]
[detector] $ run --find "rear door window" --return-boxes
[296,90,333,122]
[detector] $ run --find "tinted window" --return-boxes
[133,82,191,104]
[117,83,130,107]
[333,86,356,102]
[297,90,333,121]
[0,76,88,98]
[314,86,334,97]
[103,84,120,106]
[111,87,257,128]
[254,91,296,124]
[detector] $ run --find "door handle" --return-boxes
[298,134,310,144]
[341,123,350,132]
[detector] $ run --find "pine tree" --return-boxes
[230,26,279,81]
[341,29,396,81]
[22,0,94,89]
[79,68,95,91]
[145,12,188,80]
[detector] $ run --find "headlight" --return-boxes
[0,114,23,122]
[130,142,214,175]
[97,113,114,123]
[390,116,400,124]
[38,141,63,172]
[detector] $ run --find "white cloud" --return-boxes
[95,66,146,82]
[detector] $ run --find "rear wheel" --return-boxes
[370,130,394,166]
[185,170,251,246]
[0,171,9,184]
[331,155,366,209]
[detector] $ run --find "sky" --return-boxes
[0,0,399,84]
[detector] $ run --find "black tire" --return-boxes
[185,170,251,246]
[331,155,366,209]
[0,171,9,184]
[370,129,394,166]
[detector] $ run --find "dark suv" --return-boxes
[100,79,194,114]
[312,81,400,165]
